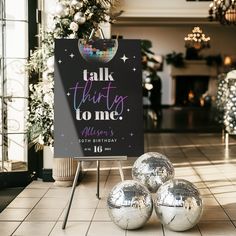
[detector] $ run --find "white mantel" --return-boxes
[170,60,218,77]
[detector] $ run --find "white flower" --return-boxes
[86,13,93,20]
[62,18,70,26]
[29,84,33,91]
[64,7,70,16]
[85,9,93,20]
[38,134,44,145]
[43,93,53,105]
[41,81,53,93]
[147,61,155,68]
[42,70,53,80]
[70,8,75,15]
[46,56,54,72]
[84,9,91,15]
[55,3,66,17]
[69,33,76,39]
[69,22,79,32]
[48,22,56,31]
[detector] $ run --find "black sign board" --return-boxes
[54,39,143,158]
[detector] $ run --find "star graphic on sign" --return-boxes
[67,92,70,96]
[58,60,62,63]
[133,68,136,72]
[130,132,134,136]
[127,108,130,112]
[70,53,75,58]
[120,54,129,63]
[65,49,67,52]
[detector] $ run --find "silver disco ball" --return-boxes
[132,152,175,193]
[154,179,203,232]
[78,39,118,63]
[107,180,153,230]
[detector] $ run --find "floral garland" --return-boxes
[27,0,114,149]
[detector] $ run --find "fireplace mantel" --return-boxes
[170,60,218,77]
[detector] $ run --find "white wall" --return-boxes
[116,0,211,17]
[112,25,236,105]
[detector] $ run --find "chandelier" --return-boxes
[184,27,210,50]
[209,0,236,25]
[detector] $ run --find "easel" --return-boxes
[61,27,127,229]
[62,156,127,229]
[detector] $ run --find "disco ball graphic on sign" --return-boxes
[54,39,143,158]
[78,39,118,63]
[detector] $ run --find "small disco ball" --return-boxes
[78,39,118,63]
[107,180,153,230]
[154,179,203,232]
[132,152,175,193]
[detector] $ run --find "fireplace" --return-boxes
[170,60,218,106]
[175,76,209,106]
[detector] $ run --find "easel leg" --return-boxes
[117,161,125,181]
[96,160,101,199]
[222,128,225,143]
[62,161,81,230]
[225,132,229,150]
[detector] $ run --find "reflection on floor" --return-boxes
[144,107,221,133]
[0,188,24,212]
[1,133,236,235]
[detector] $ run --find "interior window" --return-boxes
[0,0,28,172]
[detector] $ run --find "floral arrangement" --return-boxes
[27,0,115,149]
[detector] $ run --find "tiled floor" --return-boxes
[1,133,236,236]
[145,107,220,133]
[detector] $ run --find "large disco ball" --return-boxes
[78,39,118,63]
[107,180,153,230]
[154,179,203,232]
[132,152,175,193]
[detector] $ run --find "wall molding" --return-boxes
[120,9,209,18]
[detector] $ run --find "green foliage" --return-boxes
[141,40,160,81]
[166,51,185,68]
[205,54,222,66]
[141,40,154,55]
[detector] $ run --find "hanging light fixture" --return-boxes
[184,26,211,50]
[209,0,236,25]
